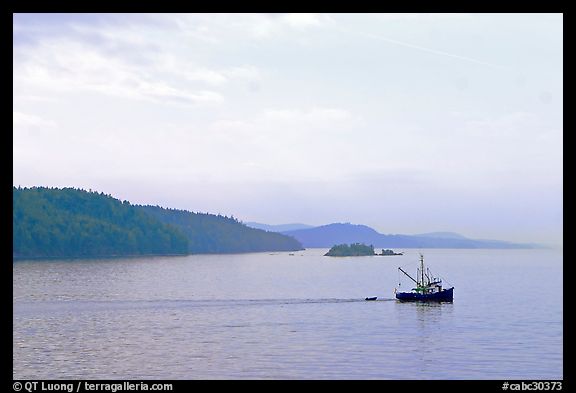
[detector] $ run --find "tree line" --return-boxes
[13,187,303,259]
[140,205,303,254]
[324,243,376,256]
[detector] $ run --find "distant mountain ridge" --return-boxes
[244,222,315,232]
[414,232,468,240]
[280,223,539,249]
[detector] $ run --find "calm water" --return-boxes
[13,248,563,380]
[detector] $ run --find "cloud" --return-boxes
[183,65,262,86]
[13,16,272,107]
[169,13,333,42]
[411,111,564,190]
[282,13,332,29]
[374,13,474,21]
[196,106,365,183]
[13,32,224,106]
[13,111,57,128]
[262,107,353,123]
[242,13,333,38]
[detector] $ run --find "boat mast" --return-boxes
[420,254,425,287]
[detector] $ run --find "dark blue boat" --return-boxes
[395,254,454,302]
[395,286,454,302]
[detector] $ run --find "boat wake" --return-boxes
[15,297,397,315]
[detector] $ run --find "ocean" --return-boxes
[13,248,563,380]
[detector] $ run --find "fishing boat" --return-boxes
[395,254,454,302]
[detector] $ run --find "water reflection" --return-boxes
[395,300,454,320]
[392,301,456,376]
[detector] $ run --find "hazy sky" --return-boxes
[13,13,563,245]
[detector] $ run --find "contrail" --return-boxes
[337,27,504,69]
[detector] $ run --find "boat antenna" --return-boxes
[424,267,431,284]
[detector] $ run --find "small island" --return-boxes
[324,243,376,256]
[378,249,403,256]
[324,244,404,257]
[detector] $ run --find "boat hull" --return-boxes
[395,287,454,302]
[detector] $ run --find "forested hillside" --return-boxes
[139,205,303,254]
[13,187,303,259]
[13,187,188,258]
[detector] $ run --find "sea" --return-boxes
[13,248,563,380]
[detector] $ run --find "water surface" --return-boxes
[13,248,563,379]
